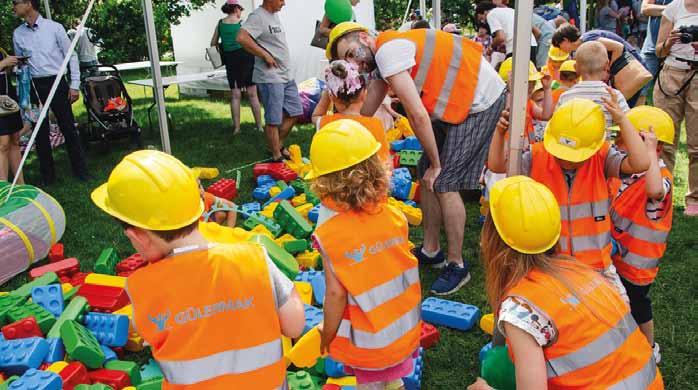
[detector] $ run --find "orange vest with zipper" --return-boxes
[530,142,613,270]
[506,267,663,389]
[314,203,421,369]
[375,29,483,124]
[608,168,673,285]
[126,244,285,389]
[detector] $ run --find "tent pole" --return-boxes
[433,0,441,30]
[506,0,534,175]
[43,0,51,19]
[580,0,588,33]
[419,0,426,18]
[142,0,172,154]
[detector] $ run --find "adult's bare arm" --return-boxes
[360,79,389,116]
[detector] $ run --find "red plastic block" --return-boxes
[29,258,79,280]
[77,284,129,313]
[206,178,238,201]
[112,346,125,358]
[70,272,90,287]
[60,362,91,390]
[39,362,50,370]
[48,243,65,263]
[88,368,131,389]
[115,253,147,275]
[322,386,341,390]
[420,322,440,349]
[392,152,401,169]
[1,317,43,339]
[253,162,298,181]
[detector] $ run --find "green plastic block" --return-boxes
[63,285,80,301]
[139,358,163,381]
[136,377,163,390]
[242,213,282,237]
[276,180,288,190]
[274,200,313,239]
[290,179,308,194]
[0,376,19,390]
[105,359,142,385]
[309,357,326,377]
[481,345,516,390]
[399,150,423,167]
[248,234,299,279]
[7,301,56,333]
[95,247,119,275]
[10,272,59,298]
[283,239,309,255]
[305,191,320,206]
[61,319,105,368]
[48,295,89,338]
[75,385,114,390]
[0,294,25,325]
[286,370,320,390]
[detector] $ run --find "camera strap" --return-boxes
[657,62,697,97]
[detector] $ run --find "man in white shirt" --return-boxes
[476,2,538,60]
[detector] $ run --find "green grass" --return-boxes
[2,73,697,387]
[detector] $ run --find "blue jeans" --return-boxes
[640,38,660,98]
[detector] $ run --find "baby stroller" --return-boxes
[80,65,142,151]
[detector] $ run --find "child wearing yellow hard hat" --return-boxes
[307,119,421,389]
[465,176,663,390]
[488,96,649,297]
[544,46,570,82]
[551,59,577,107]
[91,150,305,389]
[609,105,676,363]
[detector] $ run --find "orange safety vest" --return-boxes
[551,88,566,108]
[126,244,285,389]
[320,113,390,163]
[314,203,421,369]
[525,100,537,145]
[505,267,663,389]
[375,29,483,125]
[608,168,673,285]
[530,142,613,270]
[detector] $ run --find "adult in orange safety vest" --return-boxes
[91,150,305,389]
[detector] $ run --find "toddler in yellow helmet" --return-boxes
[91,150,305,389]
[608,105,675,363]
[488,96,649,298]
[308,119,421,389]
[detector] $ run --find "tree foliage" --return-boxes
[374,0,476,31]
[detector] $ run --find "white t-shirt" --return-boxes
[486,7,537,54]
[663,0,698,69]
[374,39,506,114]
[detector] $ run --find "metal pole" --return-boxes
[419,0,426,19]
[433,0,441,30]
[506,0,534,175]
[142,0,171,154]
[580,0,587,33]
[43,0,51,19]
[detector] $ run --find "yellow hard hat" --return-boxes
[626,105,675,145]
[560,60,576,73]
[548,46,570,62]
[498,57,542,83]
[544,98,606,162]
[489,176,561,254]
[326,22,369,60]
[305,119,381,179]
[91,150,204,231]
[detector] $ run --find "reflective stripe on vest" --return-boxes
[350,267,420,312]
[433,33,463,118]
[414,31,437,92]
[618,247,660,269]
[159,339,283,385]
[559,231,611,252]
[560,200,610,221]
[611,210,669,244]
[608,357,658,390]
[337,304,421,349]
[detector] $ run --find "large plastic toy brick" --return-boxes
[308,204,320,223]
[393,167,412,182]
[0,375,20,389]
[11,273,59,299]
[61,320,105,369]
[206,178,238,201]
[83,313,129,347]
[294,282,313,305]
[44,338,64,363]
[390,139,406,152]
[296,250,321,269]
[94,248,120,276]
[310,273,325,306]
[325,376,356,387]
[115,255,147,276]
[242,213,282,237]
[69,273,89,288]
[138,359,163,382]
[252,183,275,201]
[274,200,313,239]
[324,357,345,378]
[420,322,440,349]
[290,179,308,194]
[291,194,307,207]
[29,258,79,281]
[286,371,320,390]
[47,296,88,339]
[1,317,43,340]
[421,297,481,331]
[479,342,493,363]
[84,275,126,289]
[7,369,61,390]
[134,377,162,390]
[74,385,113,390]
[479,313,494,336]
[248,235,299,279]
[58,361,90,390]
[402,136,422,151]
[88,369,130,390]
[305,190,320,206]
[390,176,412,200]
[48,243,65,263]
[302,305,323,335]
[402,348,424,390]
[294,270,323,284]
[256,174,275,187]
[76,284,129,313]
[62,283,79,301]
[260,202,278,219]
[31,284,64,318]
[104,360,141,386]
[295,204,313,220]
[253,162,298,181]
[45,361,68,373]
[265,186,296,208]
[240,202,261,217]
[0,337,48,374]
[398,150,423,167]
[100,345,117,363]
[0,295,25,325]
[7,302,55,334]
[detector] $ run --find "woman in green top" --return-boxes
[211,0,262,135]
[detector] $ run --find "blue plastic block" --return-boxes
[479,342,493,363]
[8,369,61,390]
[241,202,261,218]
[310,273,326,306]
[302,305,323,335]
[391,176,412,200]
[0,337,49,374]
[43,338,64,364]
[404,200,418,208]
[139,358,164,381]
[391,139,406,152]
[308,204,320,224]
[402,136,422,151]
[402,348,424,390]
[31,284,64,317]
[100,344,117,363]
[421,297,481,331]
[252,183,275,201]
[257,175,275,187]
[324,357,345,378]
[264,186,296,208]
[295,270,324,283]
[83,312,129,347]
[392,167,412,182]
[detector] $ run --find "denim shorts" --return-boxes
[257,80,303,126]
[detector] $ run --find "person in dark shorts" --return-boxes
[0,51,25,184]
[211,0,263,135]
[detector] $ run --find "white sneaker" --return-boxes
[653,343,662,364]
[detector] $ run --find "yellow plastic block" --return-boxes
[286,326,326,368]
[125,331,144,352]
[261,202,279,219]
[0,292,7,296]
[295,204,313,219]
[123,387,137,390]
[479,196,489,217]
[84,274,126,288]
[61,283,73,294]
[326,376,357,386]
[480,313,494,336]
[385,128,402,143]
[402,205,422,226]
[408,240,415,251]
[114,304,133,319]
[291,194,307,207]
[46,361,68,373]
[288,144,303,165]
[294,281,313,305]
[251,224,274,239]
[275,233,297,246]
[395,116,414,137]
[199,221,252,243]
[282,335,292,366]
[296,250,321,269]
[269,186,281,197]
[191,167,219,180]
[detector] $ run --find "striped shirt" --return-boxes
[556,81,630,130]
[616,159,672,220]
